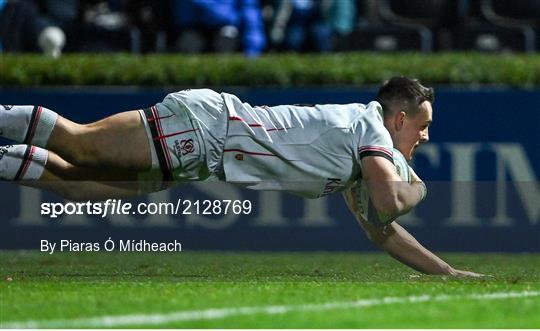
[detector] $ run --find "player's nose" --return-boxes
[420,129,429,143]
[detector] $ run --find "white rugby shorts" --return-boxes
[138,89,228,183]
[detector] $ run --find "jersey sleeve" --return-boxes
[357,102,394,164]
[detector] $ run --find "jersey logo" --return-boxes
[180,139,194,155]
[1,105,13,110]
[174,139,195,156]
[235,154,244,161]
[318,178,343,197]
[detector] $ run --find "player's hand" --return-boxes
[449,268,490,278]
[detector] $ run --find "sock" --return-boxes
[0,105,58,147]
[0,145,48,181]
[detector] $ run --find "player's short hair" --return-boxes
[375,76,434,117]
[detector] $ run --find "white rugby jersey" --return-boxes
[221,93,394,198]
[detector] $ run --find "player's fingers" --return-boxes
[456,270,490,278]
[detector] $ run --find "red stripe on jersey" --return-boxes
[228,116,263,128]
[147,114,174,122]
[153,128,199,141]
[152,106,173,171]
[224,148,277,157]
[27,106,42,143]
[359,146,393,155]
[359,145,391,152]
[19,146,35,179]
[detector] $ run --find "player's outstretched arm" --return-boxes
[370,221,484,277]
[343,188,484,277]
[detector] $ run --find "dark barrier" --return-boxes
[0,87,538,252]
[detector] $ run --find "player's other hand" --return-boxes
[449,268,490,278]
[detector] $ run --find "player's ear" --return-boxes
[395,111,406,131]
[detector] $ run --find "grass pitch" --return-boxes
[1,251,539,328]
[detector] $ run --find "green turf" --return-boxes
[1,251,539,328]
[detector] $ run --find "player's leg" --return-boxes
[46,111,152,170]
[0,105,152,171]
[1,89,227,184]
[36,157,143,201]
[0,144,157,200]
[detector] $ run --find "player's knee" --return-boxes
[70,147,100,168]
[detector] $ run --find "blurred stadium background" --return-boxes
[0,0,539,328]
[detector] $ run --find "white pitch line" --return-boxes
[2,290,539,328]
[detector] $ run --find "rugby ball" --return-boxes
[355,148,410,227]
[392,148,411,183]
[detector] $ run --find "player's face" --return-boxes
[394,101,432,161]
